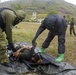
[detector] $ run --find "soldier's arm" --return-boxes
[32,22,46,42]
[4,10,16,44]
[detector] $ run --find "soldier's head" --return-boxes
[16,10,26,20]
[13,10,26,25]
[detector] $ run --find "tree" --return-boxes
[11,2,23,10]
[66,15,71,23]
[48,10,58,16]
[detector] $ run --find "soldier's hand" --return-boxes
[8,43,16,52]
[32,40,37,48]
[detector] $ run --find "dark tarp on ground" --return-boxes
[1,42,76,75]
[0,64,19,75]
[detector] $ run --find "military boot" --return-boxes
[55,54,64,62]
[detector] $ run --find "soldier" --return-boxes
[32,14,67,62]
[63,15,68,25]
[0,7,26,67]
[70,18,76,36]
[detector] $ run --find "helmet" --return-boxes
[13,10,26,25]
[16,10,26,19]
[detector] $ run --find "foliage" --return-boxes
[11,2,23,10]
[0,0,76,17]
[37,14,47,19]
[48,10,58,15]
[66,15,71,22]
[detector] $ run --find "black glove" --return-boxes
[32,40,37,48]
[8,43,16,52]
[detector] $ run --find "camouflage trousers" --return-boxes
[0,28,9,64]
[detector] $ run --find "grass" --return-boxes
[12,22,76,67]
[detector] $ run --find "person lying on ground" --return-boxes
[13,45,42,63]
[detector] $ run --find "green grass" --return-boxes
[12,22,76,66]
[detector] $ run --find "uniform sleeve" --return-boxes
[5,11,15,44]
[32,22,46,42]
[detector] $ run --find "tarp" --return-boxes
[1,42,76,75]
[0,64,19,75]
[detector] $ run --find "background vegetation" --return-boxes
[1,0,76,22]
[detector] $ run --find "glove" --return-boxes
[32,40,37,48]
[8,43,16,52]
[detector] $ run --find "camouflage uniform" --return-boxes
[0,28,9,63]
[0,8,26,64]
